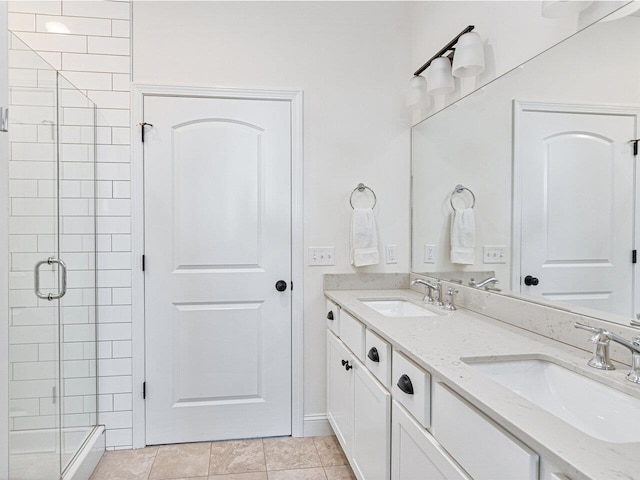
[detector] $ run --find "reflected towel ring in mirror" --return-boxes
[449,184,476,210]
[350,183,377,209]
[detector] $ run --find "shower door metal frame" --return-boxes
[0,5,9,477]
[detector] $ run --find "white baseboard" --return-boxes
[303,414,333,437]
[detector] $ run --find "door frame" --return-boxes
[131,84,304,448]
[512,100,640,308]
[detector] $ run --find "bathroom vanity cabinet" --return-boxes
[326,297,570,480]
[327,309,391,480]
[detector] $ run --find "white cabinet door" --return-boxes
[327,331,354,458]
[392,401,470,480]
[352,361,391,480]
[432,383,539,480]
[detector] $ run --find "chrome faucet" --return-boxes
[469,276,499,289]
[575,322,640,384]
[410,279,443,306]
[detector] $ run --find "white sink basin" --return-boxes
[465,358,640,444]
[361,300,438,317]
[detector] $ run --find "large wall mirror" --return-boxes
[411,6,640,327]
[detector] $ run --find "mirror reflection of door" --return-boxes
[515,102,639,317]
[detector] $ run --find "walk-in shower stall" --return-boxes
[6,32,103,479]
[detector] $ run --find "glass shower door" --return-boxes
[7,32,98,480]
[8,32,62,480]
[57,74,97,474]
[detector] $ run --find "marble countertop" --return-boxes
[325,288,640,480]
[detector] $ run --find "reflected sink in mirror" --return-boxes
[360,299,440,317]
[463,357,640,444]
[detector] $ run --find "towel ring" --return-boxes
[449,184,475,210]
[350,183,377,209]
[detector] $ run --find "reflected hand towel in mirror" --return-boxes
[451,207,475,264]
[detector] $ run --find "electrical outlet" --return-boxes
[483,245,507,264]
[308,247,335,266]
[424,244,436,263]
[385,245,398,264]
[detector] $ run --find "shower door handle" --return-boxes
[0,107,8,132]
[35,257,67,300]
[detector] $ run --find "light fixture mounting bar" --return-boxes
[413,25,475,76]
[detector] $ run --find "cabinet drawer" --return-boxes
[392,401,470,480]
[392,350,430,428]
[326,299,340,335]
[340,310,365,360]
[432,382,539,480]
[365,329,391,389]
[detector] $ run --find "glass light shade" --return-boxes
[406,75,430,110]
[426,57,455,95]
[451,31,485,78]
[541,1,593,18]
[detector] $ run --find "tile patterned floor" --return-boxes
[90,436,356,480]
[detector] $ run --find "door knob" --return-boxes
[275,280,287,292]
[524,275,539,286]
[327,311,334,320]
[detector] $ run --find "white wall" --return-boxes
[132,0,413,430]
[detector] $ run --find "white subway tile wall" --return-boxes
[9,0,133,450]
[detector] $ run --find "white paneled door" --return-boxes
[143,94,292,444]
[517,104,638,316]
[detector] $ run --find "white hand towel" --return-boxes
[450,207,475,264]
[350,208,380,267]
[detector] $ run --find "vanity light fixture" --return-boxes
[426,57,455,95]
[451,31,485,78]
[407,74,429,110]
[410,25,485,99]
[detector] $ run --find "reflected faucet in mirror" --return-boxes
[469,276,499,290]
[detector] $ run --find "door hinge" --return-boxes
[632,139,640,156]
[142,254,145,271]
[138,122,153,142]
[633,250,637,264]
[143,382,146,400]
[290,281,293,291]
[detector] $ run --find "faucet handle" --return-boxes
[443,287,459,311]
[575,322,615,370]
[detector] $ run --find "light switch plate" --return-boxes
[483,245,507,264]
[308,247,335,266]
[424,244,436,263]
[385,245,398,264]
